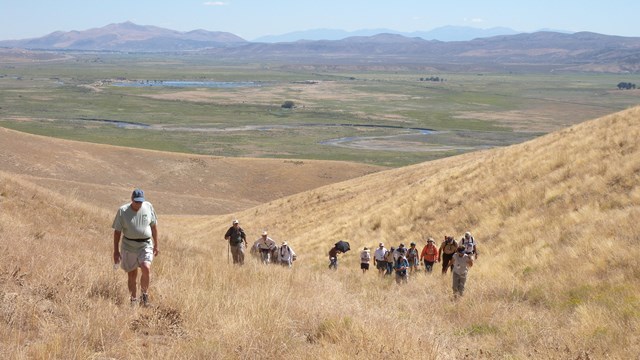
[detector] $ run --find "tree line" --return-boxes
[617,82,637,90]
[419,76,445,82]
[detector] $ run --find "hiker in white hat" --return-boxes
[278,241,297,268]
[373,242,388,276]
[460,231,478,260]
[256,230,276,264]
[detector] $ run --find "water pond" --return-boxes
[111,80,261,88]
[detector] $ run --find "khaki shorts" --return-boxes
[120,247,154,272]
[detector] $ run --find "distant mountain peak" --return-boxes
[0,22,246,51]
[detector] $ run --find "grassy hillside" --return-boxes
[1,106,639,359]
[0,127,381,215]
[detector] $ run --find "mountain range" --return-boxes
[252,25,523,43]
[1,22,639,73]
[206,32,640,73]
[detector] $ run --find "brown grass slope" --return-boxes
[0,127,382,215]
[1,107,639,359]
[193,106,640,358]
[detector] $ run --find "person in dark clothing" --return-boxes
[394,254,410,284]
[328,245,341,270]
[438,235,458,274]
[224,219,247,265]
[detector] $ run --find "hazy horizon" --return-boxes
[1,0,638,41]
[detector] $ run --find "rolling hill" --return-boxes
[0,106,638,358]
[0,127,382,215]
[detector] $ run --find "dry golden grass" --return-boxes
[0,127,381,215]
[1,106,639,359]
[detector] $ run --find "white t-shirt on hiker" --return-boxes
[360,250,371,264]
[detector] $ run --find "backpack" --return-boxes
[360,251,371,262]
[231,232,243,245]
[461,236,475,253]
[443,240,457,254]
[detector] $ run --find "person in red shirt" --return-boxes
[420,238,439,273]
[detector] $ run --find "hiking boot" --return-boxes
[130,297,138,307]
[141,293,150,307]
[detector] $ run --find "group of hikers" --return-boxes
[112,189,299,307]
[112,188,477,307]
[330,232,478,297]
[224,219,297,267]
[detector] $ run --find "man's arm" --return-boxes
[151,224,159,256]
[113,230,122,264]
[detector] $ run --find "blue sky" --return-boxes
[1,0,638,41]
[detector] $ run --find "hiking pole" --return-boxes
[227,240,230,264]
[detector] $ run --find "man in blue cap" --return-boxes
[112,188,159,306]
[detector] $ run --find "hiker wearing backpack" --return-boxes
[384,246,395,275]
[393,243,407,263]
[360,247,371,273]
[406,242,420,274]
[224,219,247,265]
[451,245,474,298]
[328,245,341,270]
[460,231,478,260]
[278,241,296,268]
[420,238,439,273]
[438,236,458,274]
[394,254,410,284]
[373,242,388,275]
[256,230,276,264]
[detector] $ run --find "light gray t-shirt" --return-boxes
[112,201,157,252]
[451,253,472,276]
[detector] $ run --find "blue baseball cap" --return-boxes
[132,189,145,202]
